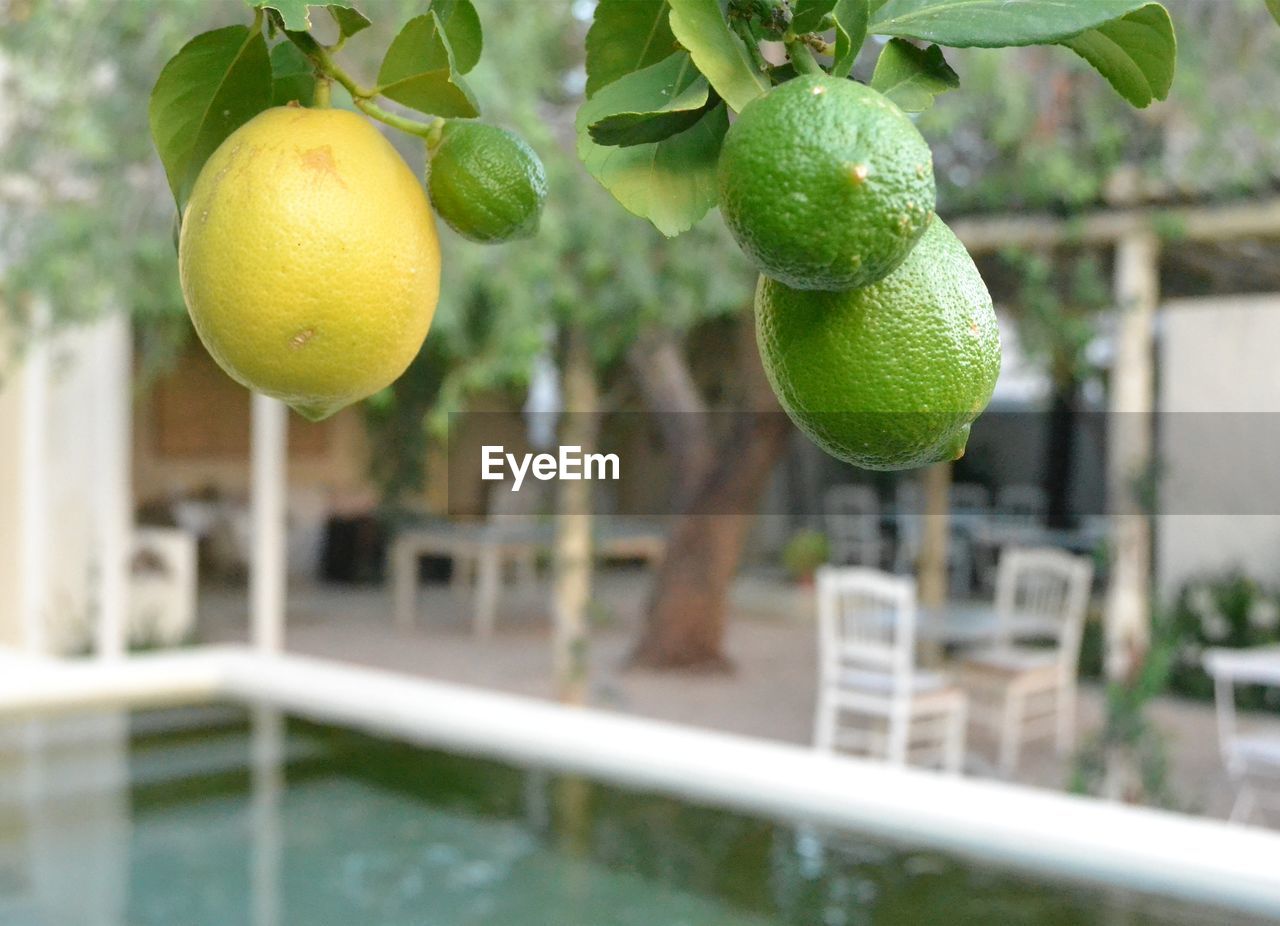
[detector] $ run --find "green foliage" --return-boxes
[831,0,870,76]
[1167,573,1280,710]
[270,41,317,106]
[376,12,480,118]
[248,0,362,33]
[782,529,829,581]
[998,249,1109,387]
[1070,611,1181,808]
[578,0,1178,235]
[584,0,678,98]
[668,0,771,112]
[148,25,272,211]
[1269,0,1280,27]
[577,62,729,236]
[586,54,713,148]
[1057,4,1177,107]
[869,38,959,112]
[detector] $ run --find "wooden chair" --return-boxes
[814,567,967,773]
[958,547,1093,775]
[823,485,882,569]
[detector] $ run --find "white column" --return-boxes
[95,313,132,661]
[250,705,284,926]
[18,308,50,655]
[1105,230,1160,683]
[251,394,288,652]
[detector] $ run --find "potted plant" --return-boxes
[782,530,829,586]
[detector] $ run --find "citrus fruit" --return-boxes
[178,106,440,422]
[756,219,1000,470]
[427,122,547,243]
[718,74,935,292]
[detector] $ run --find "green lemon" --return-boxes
[427,122,547,244]
[756,219,1001,470]
[718,74,935,292]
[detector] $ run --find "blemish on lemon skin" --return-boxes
[969,319,980,337]
[299,145,347,187]
[916,163,929,179]
[811,85,827,96]
[289,328,316,350]
[846,163,869,185]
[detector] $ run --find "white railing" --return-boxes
[2,645,1279,920]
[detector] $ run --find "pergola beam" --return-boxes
[951,197,1280,254]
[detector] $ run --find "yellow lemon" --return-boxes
[179,106,441,421]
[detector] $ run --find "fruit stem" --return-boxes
[291,34,447,140]
[353,100,445,141]
[786,39,824,76]
[313,76,332,108]
[732,18,772,74]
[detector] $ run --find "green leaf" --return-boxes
[585,0,678,98]
[430,0,483,74]
[377,12,480,118]
[1268,0,1280,27]
[832,0,870,76]
[270,40,315,106]
[871,0,1164,47]
[149,25,273,211]
[587,52,711,148]
[249,0,366,34]
[577,67,729,236]
[668,0,769,112]
[869,38,958,112]
[329,4,371,39]
[792,0,837,33]
[869,1,1175,106]
[1059,4,1176,107]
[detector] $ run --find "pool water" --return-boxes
[0,706,1266,925]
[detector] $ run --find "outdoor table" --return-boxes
[916,602,1059,646]
[390,519,666,636]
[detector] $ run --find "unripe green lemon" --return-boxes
[427,123,547,243]
[719,74,935,292]
[179,106,441,422]
[756,219,1000,470]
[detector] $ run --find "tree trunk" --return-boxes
[1103,230,1159,800]
[627,330,715,508]
[552,328,597,705]
[629,324,791,670]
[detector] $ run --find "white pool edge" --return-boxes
[3,645,1279,919]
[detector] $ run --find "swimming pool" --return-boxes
[1,704,1268,926]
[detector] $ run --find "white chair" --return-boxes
[958,547,1093,775]
[814,567,967,773]
[1204,646,1280,823]
[129,527,198,647]
[823,485,882,568]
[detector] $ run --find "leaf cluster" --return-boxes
[148,0,487,217]
[578,0,1177,236]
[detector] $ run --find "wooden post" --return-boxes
[1105,230,1160,687]
[918,462,952,609]
[251,395,288,654]
[553,329,596,706]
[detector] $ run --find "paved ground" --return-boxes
[198,568,1280,826]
